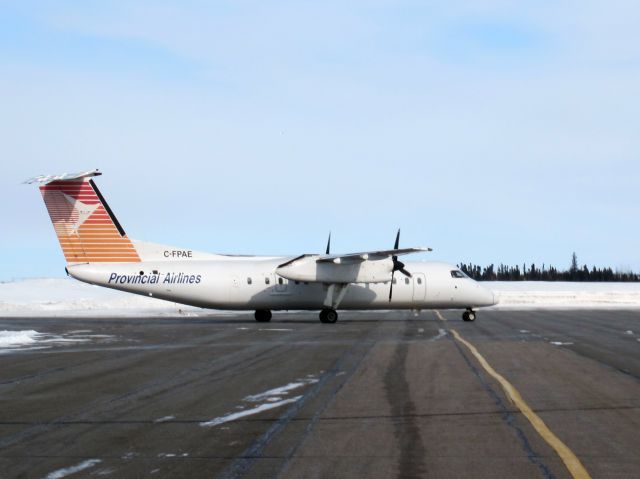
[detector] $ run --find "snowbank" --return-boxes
[485,281,640,310]
[0,278,201,316]
[1,278,640,316]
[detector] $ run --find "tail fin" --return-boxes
[26,170,141,264]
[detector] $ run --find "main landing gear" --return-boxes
[254,309,272,322]
[462,309,476,322]
[254,309,339,323]
[319,308,338,324]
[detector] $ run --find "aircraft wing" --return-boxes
[316,247,431,264]
[276,246,431,284]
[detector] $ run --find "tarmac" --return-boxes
[1,309,639,478]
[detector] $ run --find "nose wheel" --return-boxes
[319,308,338,323]
[462,310,476,322]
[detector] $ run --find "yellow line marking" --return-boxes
[434,310,447,321]
[450,329,591,479]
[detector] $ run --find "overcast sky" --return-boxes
[1,1,639,279]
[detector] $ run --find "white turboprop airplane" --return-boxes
[27,170,496,323]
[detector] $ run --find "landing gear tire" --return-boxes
[319,309,338,324]
[255,309,272,322]
[462,310,476,322]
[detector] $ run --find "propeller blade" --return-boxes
[399,268,412,277]
[325,232,331,255]
[393,229,411,279]
[389,229,404,301]
[388,272,395,302]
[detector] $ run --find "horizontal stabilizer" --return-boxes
[24,169,102,185]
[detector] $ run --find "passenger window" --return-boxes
[392,278,397,284]
[405,277,410,285]
[278,277,283,285]
[295,280,300,285]
[265,277,270,285]
[247,277,252,285]
[417,277,422,284]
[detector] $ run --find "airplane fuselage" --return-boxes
[68,258,495,311]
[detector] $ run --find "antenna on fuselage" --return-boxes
[325,232,331,254]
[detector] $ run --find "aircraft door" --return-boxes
[413,273,426,303]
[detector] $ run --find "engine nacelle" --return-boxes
[276,255,393,283]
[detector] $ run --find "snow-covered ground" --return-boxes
[486,281,640,310]
[1,278,640,316]
[0,278,202,316]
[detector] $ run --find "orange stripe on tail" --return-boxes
[39,179,140,264]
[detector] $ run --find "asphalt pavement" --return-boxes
[1,309,639,478]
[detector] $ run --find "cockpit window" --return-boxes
[451,270,467,279]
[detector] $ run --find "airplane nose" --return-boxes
[470,282,497,307]
[480,285,496,307]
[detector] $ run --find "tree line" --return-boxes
[458,253,639,282]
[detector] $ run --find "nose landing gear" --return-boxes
[319,308,338,323]
[462,309,476,322]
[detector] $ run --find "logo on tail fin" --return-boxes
[61,193,100,235]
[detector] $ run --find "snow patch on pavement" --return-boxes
[200,376,318,427]
[431,329,447,341]
[0,330,40,348]
[0,329,115,354]
[44,459,102,479]
[200,397,302,427]
[158,452,189,458]
[244,378,318,402]
[154,415,175,423]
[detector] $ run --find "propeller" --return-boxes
[389,229,412,302]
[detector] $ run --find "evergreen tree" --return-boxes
[459,254,638,282]
[570,252,578,280]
